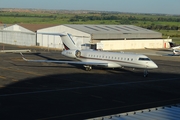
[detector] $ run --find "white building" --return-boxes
[37,25,91,50]
[37,24,172,50]
[0,24,36,46]
[0,24,172,50]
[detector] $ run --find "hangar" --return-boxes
[0,24,172,50]
[0,24,56,46]
[37,24,172,50]
[0,24,36,46]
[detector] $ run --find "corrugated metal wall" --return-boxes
[0,30,36,46]
[0,24,172,50]
[37,33,63,49]
[37,25,91,50]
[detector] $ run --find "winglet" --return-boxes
[20,52,23,57]
[20,52,28,61]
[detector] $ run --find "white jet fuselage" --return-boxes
[62,50,158,69]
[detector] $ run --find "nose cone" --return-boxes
[153,63,158,69]
[150,62,158,69]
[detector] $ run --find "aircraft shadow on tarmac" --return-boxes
[0,71,180,120]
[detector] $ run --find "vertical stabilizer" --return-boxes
[37,32,79,50]
[61,33,79,50]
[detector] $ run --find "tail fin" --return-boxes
[61,33,78,50]
[37,32,79,50]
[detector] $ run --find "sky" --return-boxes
[0,0,180,15]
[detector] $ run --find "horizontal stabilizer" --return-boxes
[37,32,67,36]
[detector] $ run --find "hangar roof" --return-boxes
[64,24,162,40]
[18,24,58,32]
[2,24,58,32]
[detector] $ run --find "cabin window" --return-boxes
[127,58,129,61]
[115,57,116,59]
[121,58,123,60]
[131,58,133,61]
[124,58,126,60]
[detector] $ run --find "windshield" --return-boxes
[138,58,151,61]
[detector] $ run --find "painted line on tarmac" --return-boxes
[0,77,180,97]
[0,76,6,79]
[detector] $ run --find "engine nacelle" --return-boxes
[107,63,121,68]
[61,50,81,58]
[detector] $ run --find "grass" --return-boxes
[158,30,180,37]
[0,11,180,43]
[172,38,180,45]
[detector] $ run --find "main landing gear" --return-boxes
[84,65,92,71]
[144,69,148,77]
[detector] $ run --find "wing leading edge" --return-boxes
[20,53,108,66]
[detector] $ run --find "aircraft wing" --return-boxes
[20,53,108,66]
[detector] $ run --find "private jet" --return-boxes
[21,33,158,77]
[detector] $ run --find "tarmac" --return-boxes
[0,44,180,120]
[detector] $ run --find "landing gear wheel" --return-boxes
[144,70,148,77]
[84,65,92,71]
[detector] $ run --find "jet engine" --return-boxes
[61,50,81,58]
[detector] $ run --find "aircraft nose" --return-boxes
[151,62,158,69]
[146,61,158,69]
[153,63,158,68]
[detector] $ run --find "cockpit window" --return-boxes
[138,58,151,61]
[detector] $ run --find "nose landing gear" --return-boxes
[144,69,148,77]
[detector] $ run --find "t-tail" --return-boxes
[61,33,79,50]
[37,32,78,50]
